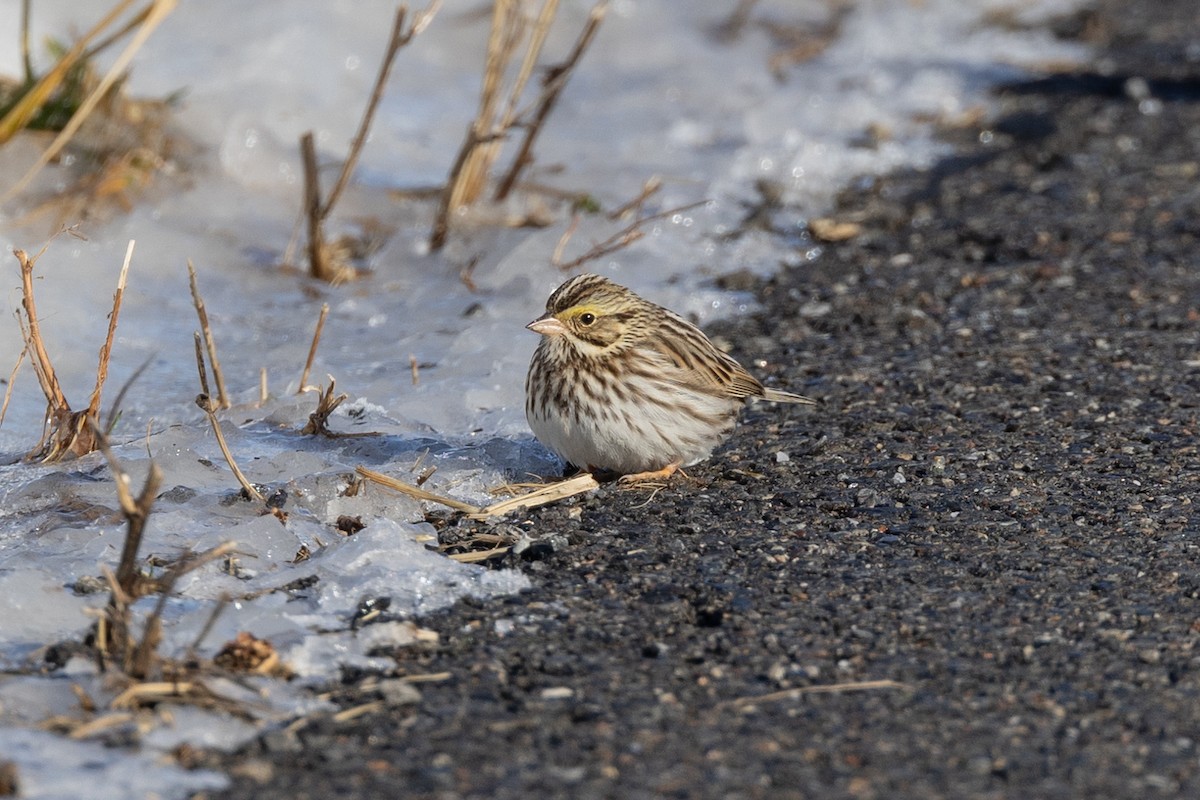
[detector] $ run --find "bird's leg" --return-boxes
[618,461,682,484]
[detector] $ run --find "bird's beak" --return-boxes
[527,315,567,336]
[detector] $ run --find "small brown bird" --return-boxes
[525,273,815,480]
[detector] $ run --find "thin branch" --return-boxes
[188,260,230,408]
[552,200,707,271]
[495,1,607,201]
[607,176,661,221]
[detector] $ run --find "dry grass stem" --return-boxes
[400,670,452,683]
[194,333,264,502]
[0,0,135,144]
[409,355,420,386]
[479,474,598,517]
[550,214,579,265]
[356,465,597,521]
[726,679,910,709]
[300,377,349,436]
[553,200,707,271]
[429,128,498,251]
[449,0,529,210]
[322,1,442,217]
[299,303,330,392]
[607,176,662,221]
[0,345,27,430]
[432,0,606,250]
[332,702,383,723]
[2,0,177,202]
[259,367,269,405]
[15,248,68,411]
[188,260,230,408]
[494,1,607,201]
[65,712,136,740]
[447,545,511,563]
[299,2,441,281]
[86,239,134,420]
[356,466,481,514]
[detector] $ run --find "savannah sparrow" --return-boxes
[525,273,815,480]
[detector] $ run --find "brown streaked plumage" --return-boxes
[525,274,815,479]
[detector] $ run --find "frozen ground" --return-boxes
[0,1,1087,797]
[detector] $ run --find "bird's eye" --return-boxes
[578,312,596,326]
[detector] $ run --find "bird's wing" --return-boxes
[644,335,765,400]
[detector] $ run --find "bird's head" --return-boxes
[526,274,653,356]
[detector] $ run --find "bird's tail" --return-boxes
[761,387,817,405]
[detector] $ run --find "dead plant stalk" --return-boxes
[552,200,707,271]
[188,260,230,408]
[433,0,609,250]
[193,333,263,501]
[494,1,608,201]
[299,303,330,392]
[14,238,133,461]
[2,0,178,201]
[93,421,162,597]
[301,2,441,281]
